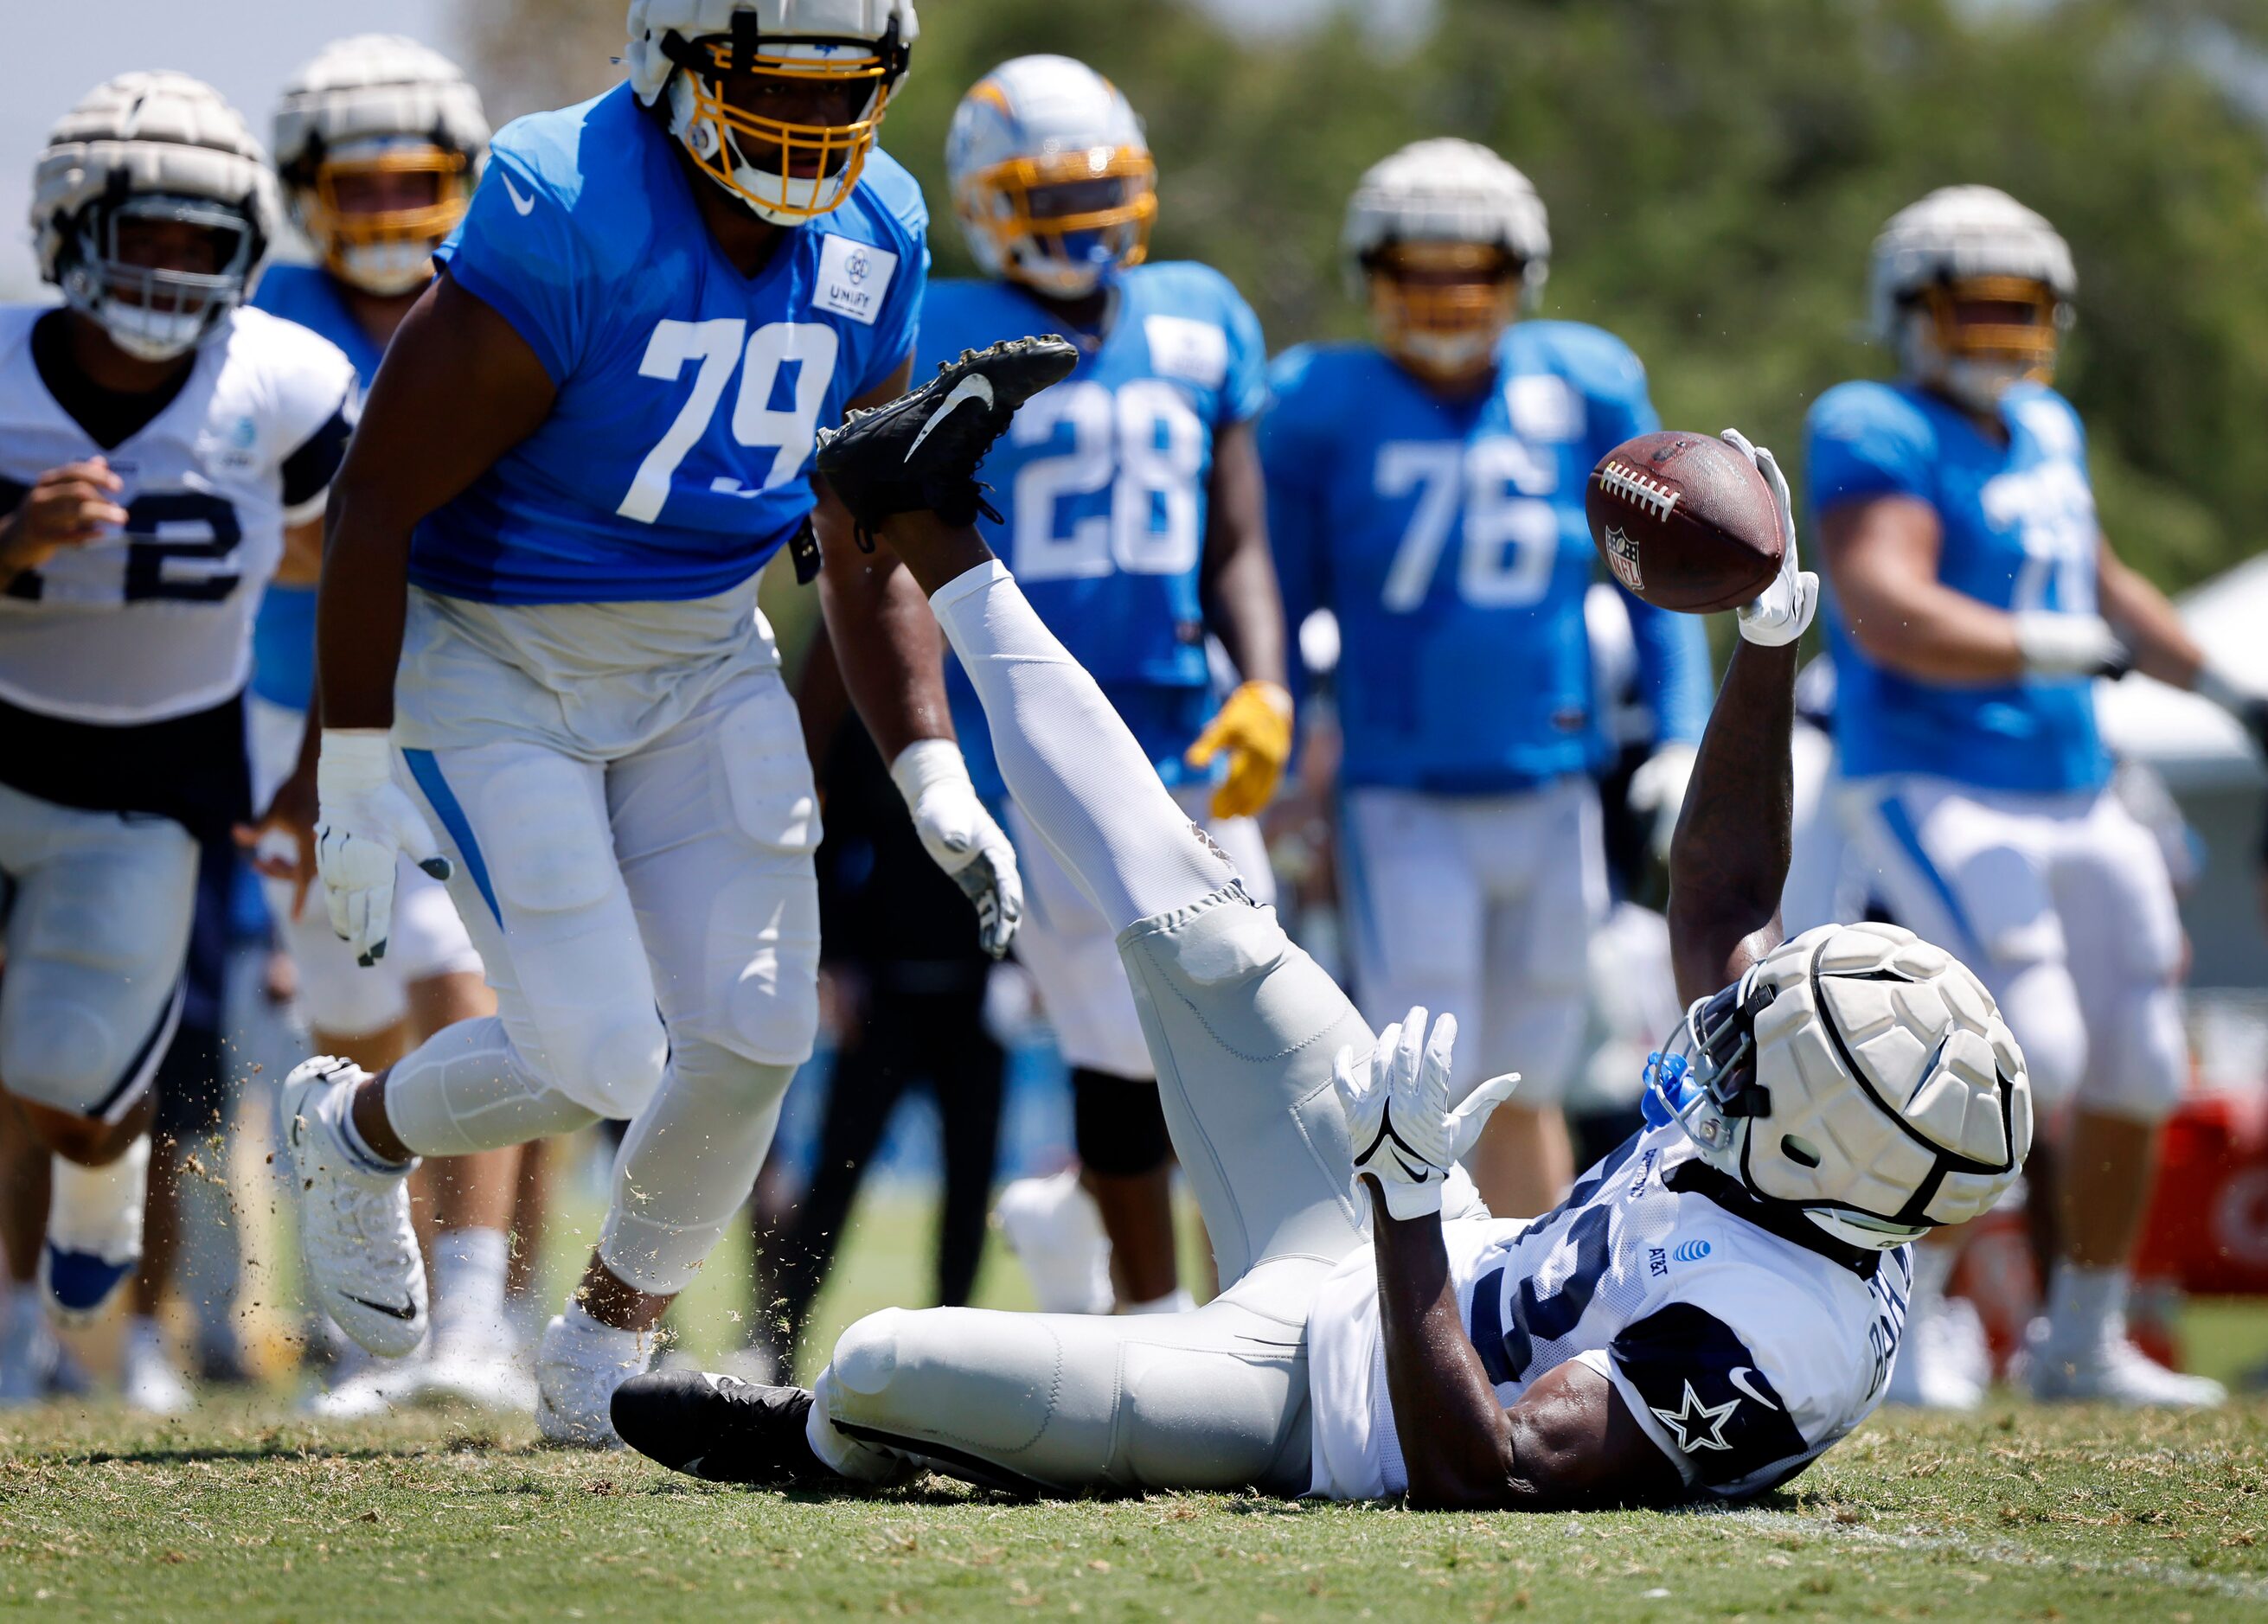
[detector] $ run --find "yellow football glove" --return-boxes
[1184,681,1295,820]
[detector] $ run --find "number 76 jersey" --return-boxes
[1263,322,1694,792]
[0,304,356,725]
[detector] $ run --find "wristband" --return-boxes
[888,738,973,812]
[317,728,395,799]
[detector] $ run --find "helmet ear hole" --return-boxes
[1780,1135,1823,1170]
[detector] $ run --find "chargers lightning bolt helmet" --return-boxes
[273,35,490,297]
[1342,138,1550,384]
[1643,923,2032,1251]
[1869,185,2077,412]
[33,72,279,362]
[626,0,916,226]
[947,55,1156,300]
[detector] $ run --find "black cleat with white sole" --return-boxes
[611,1370,846,1487]
[814,334,1080,546]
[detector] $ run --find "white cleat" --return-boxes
[418,1333,536,1416]
[2027,1319,2229,1408]
[0,1303,62,1410]
[1885,1294,1988,1411]
[120,1323,193,1416]
[281,1057,428,1359]
[993,1168,1115,1315]
[535,1308,652,1448]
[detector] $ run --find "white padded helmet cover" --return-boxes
[1342,137,1550,301]
[272,35,490,175]
[1867,184,2076,344]
[34,72,279,285]
[1744,922,2032,1230]
[625,0,919,105]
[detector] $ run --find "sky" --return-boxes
[0,0,458,297]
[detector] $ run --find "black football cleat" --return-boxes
[815,334,1080,543]
[611,1370,843,1487]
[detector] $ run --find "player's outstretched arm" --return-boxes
[1663,433,1818,1005]
[1344,1014,1682,1510]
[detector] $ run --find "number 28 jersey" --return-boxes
[1305,1122,1910,1502]
[0,304,356,724]
[419,82,926,607]
[921,265,1267,788]
[1263,323,1711,793]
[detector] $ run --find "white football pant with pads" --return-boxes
[249,694,483,1039]
[811,560,1372,1494]
[1006,788,1273,1080]
[1842,776,2186,1123]
[0,779,195,1122]
[1338,778,1605,1105]
[381,647,819,1295]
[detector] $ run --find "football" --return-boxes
[1585,431,1784,612]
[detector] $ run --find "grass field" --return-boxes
[6,1182,2268,1621]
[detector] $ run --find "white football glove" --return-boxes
[315,730,452,968]
[2194,664,2268,755]
[1333,1007,1522,1221]
[1720,428,1818,649]
[890,739,1023,959]
[2015,612,2130,679]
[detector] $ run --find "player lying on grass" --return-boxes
[614,340,2034,1506]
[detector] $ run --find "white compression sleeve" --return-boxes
[929,560,1237,931]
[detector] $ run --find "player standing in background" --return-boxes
[928,56,1290,1316]
[1265,140,1711,1220]
[283,0,1023,1447]
[245,34,536,1416]
[1812,185,2265,1408]
[0,75,356,1353]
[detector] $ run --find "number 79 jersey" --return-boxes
[1263,323,1706,793]
[1305,1122,1909,1502]
[0,304,356,725]
[415,83,927,608]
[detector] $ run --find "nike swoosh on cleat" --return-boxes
[501,174,536,216]
[905,374,995,463]
[345,1294,419,1322]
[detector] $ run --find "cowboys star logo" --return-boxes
[1649,1379,1740,1453]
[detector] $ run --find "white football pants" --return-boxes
[1842,775,2187,1124]
[380,658,819,1295]
[811,561,1374,1495]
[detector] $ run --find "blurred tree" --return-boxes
[464,0,2268,590]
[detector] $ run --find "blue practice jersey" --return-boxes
[926,265,1268,794]
[1264,323,1711,793]
[1807,380,2108,794]
[246,264,386,712]
[417,83,927,605]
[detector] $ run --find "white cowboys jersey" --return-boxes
[0,304,356,724]
[1306,1121,1910,1500]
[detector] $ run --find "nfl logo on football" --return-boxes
[1605,523,1643,592]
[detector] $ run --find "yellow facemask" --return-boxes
[1366,242,1522,385]
[957,146,1156,297]
[1918,275,2064,382]
[302,142,471,296]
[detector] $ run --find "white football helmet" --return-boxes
[626,0,916,225]
[1342,138,1549,384]
[273,35,490,297]
[1869,185,2077,412]
[34,72,279,362]
[1644,922,2032,1251]
[947,55,1156,300]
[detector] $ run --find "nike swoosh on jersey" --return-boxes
[501,174,536,217]
[905,374,995,463]
[346,1293,420,1322]
[1727,1365,1781,1410]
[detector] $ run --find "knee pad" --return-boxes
[2,975,182,1123]
[2081,979,2186,1125]
[382,1016,601,1157]
[556,1011,670,1121]
[1073,1067,1172,1177]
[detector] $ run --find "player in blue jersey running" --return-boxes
[923,55,1291,1318]
[244,33,541,1419]
[1812,186,2266,1410]
[1264,140,1711,1221]
[278,0,1025,1447]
